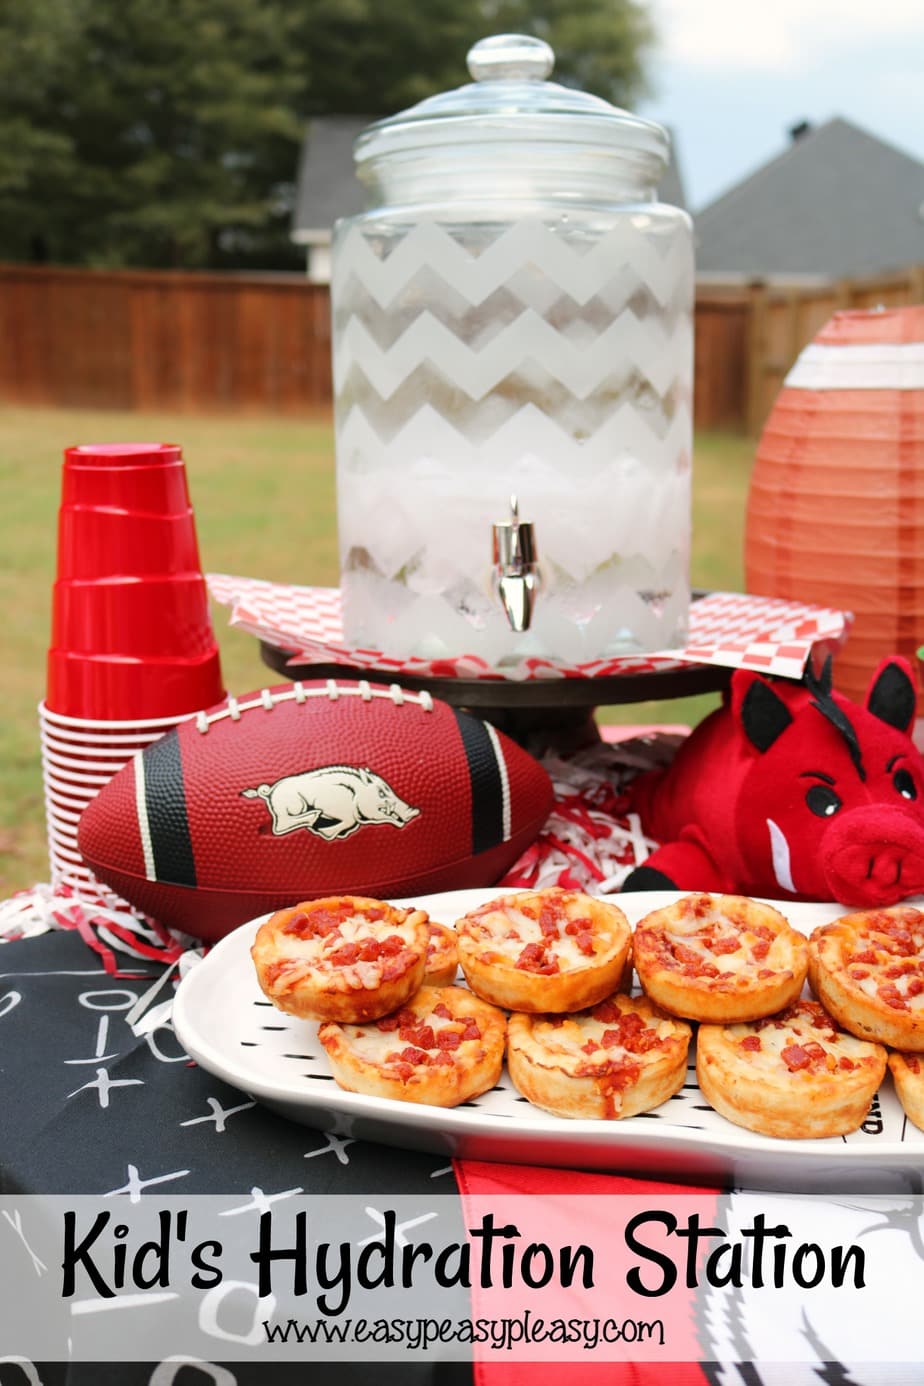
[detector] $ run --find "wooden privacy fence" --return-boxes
[0,264,332,413]
[2,261,922,430]
[742,265,924,434]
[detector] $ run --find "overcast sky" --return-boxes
[639,0,924,211]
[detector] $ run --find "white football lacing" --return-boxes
[194,680,433,734]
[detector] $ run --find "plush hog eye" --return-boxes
[894,768,918,801]
[806,784,842,818]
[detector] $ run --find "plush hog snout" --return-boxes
[821,804,924,907]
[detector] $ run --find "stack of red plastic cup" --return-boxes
[41,442,224,899]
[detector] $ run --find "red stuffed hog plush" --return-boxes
[624,656,924,907]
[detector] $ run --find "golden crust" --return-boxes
[633,893,808,1023]
[808,906,924,1050]
[455,888,631,1013]
[423,922,459,987]
[318,986,506,1107]
[251,895,429,1023]
[507,992,691,1120]
[888,1051,924,1131]
[696,999,887,1140]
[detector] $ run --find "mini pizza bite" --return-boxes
[696,998,887,1140]
[318,985,506,1107]
[455,888,631,1013]
[507,992,691,1120]
[251,895,429,1023]
[633,893,808,1023]
[808,906,924,1050]
[423,922,458,987]
[888,1052,924,1131]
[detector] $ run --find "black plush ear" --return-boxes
[735,673,794,752]
[866,657,917,735]
[804,654,834,699]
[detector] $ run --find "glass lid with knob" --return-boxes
[353,33,670,196]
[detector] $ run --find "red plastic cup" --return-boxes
[51,574,216,657]
[57,442,202,580]
[56,508,202,580]
[60,443,192,512]
[46,648,224,719]
[47,442,224,719]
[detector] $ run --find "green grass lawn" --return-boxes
[0,406,753,896]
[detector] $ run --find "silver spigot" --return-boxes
[491,495,541,633]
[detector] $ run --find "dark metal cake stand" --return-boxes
[258,642,730,751]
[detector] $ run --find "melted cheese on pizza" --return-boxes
[527,998,683,1080]
[463,894,614,973]
[836,910,924,1012]
[642,896,787,978]
[262,900,424,994]
[723,1001,878,1076]
[340,999,486,1077]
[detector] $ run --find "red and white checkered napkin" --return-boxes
[207,575,849,683]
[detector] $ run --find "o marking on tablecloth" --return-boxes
[0,990,22,1020]
[144,1022,189,1065]
[78,988,139,1012]
[0,1359,42,1386]
[196,1280,276,1347]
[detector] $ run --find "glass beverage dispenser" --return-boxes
[331,34,693,665]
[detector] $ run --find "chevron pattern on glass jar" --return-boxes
[336,403,692,478]
[336,366,690,447]
[334,308,690,402]
[331,214,693,662]
[332,219,692,310]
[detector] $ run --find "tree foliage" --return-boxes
[298,0,655,116]
[0,0,654,270]
[0,0,306,268]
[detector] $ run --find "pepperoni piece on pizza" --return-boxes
[507,992,691,1120]
[251,895,429,1022]
[318,985,506,1107]
[455,888,631,1013]
[808,906,924,1050]
[696,998,886,1139]
[633,892,808,1023]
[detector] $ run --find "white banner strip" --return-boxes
[785,341,924,391]
[5,1193,924,1366]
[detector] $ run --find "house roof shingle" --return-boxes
[695,117,924,278]
[292,117,369,243]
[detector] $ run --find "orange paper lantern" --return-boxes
[746,305,924,706]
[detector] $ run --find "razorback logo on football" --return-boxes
[241,764,421,841]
